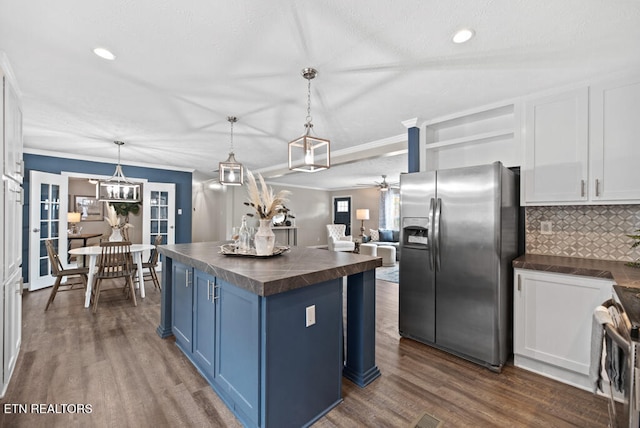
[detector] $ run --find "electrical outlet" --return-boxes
[306,305,316,327]
[540,221,553,235]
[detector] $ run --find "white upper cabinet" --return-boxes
[523,75,640,205]
[523,88,589,204]
[589,77,640,202]
[2,72,23,184]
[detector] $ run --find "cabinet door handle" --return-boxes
[185,270,191,287]
[213,285,220,301]
[580,180,585,197]
[595,179,600,197]
[517,275,521,291]
[207,280,214,301]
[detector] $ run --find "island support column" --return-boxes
[157,257,173,338]
[343,269,381,387]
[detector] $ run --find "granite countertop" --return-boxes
[158,241,382,297]
[513,254,640,288]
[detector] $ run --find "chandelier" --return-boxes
[97,141,141,202]
[219,116,243,186]
[288,67,330,172]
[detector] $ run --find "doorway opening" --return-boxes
[333,196,352,236]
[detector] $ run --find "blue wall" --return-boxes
[22,153,192,280]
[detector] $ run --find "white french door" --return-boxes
[28,171,68,291]
[142,182,175,271]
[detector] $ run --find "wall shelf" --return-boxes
[425,129,514,150]
[422,101,520,171]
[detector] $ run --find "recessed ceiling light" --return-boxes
[452,28,475,44]
[93,47,116,60]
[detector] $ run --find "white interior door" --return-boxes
[28,171,68,291]
[142,182,175,271]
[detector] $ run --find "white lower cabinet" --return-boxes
[513,268,613,390]
[2,270,22,397]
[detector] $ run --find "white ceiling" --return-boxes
[1,0,639,190]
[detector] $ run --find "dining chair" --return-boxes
[134,234,163,290]
[44,239,90,311]
[92,241,136,313]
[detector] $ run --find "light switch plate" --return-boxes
[306,305,316,327]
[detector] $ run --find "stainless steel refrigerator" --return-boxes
[399,162,518,371]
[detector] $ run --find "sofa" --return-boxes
[363,229,400,259]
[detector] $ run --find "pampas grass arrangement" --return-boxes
[104,202,134,230]
[244,170,291,220]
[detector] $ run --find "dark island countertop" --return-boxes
[158,241,382,296]
[513,253,640,288]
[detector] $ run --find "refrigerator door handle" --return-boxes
[434,197,442,272]
[428,198,435,271]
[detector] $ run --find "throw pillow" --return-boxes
[369,229,379,241]
[379,229,393,242]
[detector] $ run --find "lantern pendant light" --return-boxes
[288,68,330,172]
[97,141,141,202]
[219,116,244,186]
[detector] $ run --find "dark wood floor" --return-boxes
[0,277,611,427]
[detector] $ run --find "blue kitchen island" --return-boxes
[156,242,382,428]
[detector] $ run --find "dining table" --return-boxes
[69,243,155,308]
[67,232,103,264]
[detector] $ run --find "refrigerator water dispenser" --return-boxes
[402,217,430,249]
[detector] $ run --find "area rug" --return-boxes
[376,265,398,283]
[410,412,443,428]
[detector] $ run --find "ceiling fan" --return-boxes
[357,175,398,191]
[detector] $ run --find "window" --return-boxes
[379,189,400,230]
[336,200,349,212]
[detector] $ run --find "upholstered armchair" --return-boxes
[326,224,356,252]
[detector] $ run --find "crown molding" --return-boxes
[23,148,195,173]
[401,118,420,128]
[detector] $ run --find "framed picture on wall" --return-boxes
[74,195,103,221]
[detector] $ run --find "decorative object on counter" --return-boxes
[104,202,134,241]
[219,116,244,186]
[288,67,330,172]
[255,219,276,256]
[244,169,291,255]
[237,215,251,254]
[97,141,141,202]
[627,228,640,268]
[219,243,289,258]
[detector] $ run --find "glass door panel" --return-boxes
[29,171,68,290]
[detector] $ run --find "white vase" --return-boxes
[109,227,123,242]
[254,219,275,256]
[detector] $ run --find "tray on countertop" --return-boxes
[219,244,290,258]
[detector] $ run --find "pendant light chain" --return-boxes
[306,77,313,126]
[228,116,237,153]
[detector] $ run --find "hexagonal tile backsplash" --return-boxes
[526,205,640,262]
